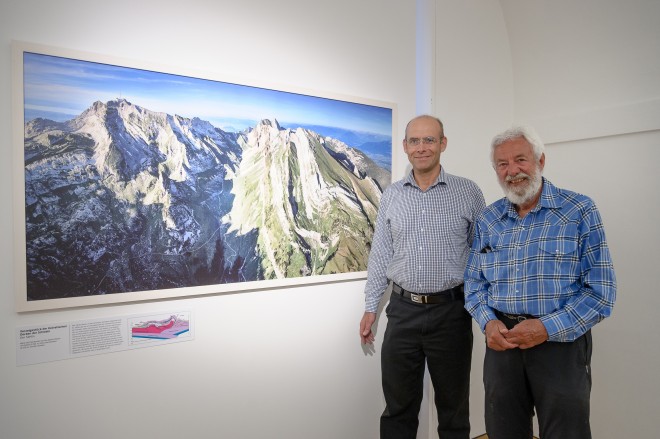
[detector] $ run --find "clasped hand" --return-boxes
[485,318,548,351]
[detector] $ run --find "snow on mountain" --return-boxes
[23,99,390,299]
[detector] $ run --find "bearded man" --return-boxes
[463,125,616,439]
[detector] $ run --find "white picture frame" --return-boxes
[12,41,395,312]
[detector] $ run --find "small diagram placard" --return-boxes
[129,312,192,345]
[16,311,193,366]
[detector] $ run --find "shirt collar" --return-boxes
[403,167,447,190]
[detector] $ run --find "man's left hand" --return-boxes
[503,319,548,349]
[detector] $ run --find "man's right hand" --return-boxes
[485,319,519,351]
[360,312,377,344]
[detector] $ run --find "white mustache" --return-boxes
[505,173,530,182]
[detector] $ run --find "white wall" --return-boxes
[4,1,657,438]
[502,0,660,144]
[501,1,660,437]
[434,1,660,438]
[0,1,416,438]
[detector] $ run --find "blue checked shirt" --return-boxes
[364,168,485,313]
[464,178,616,342]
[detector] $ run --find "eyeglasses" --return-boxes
[406,136,440,146]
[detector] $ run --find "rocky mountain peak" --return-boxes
[23,99,390,299]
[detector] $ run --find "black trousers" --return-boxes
[484,330,593,439]
[380,292,473,439]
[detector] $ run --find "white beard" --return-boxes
[500,169,543,206]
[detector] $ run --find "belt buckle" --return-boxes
[410,293,424,304]
[504,313,528,323]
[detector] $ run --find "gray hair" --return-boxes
[490,125,545,166]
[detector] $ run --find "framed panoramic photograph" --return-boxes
[12,41,395,312]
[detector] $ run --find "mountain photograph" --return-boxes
[20,50,392,302]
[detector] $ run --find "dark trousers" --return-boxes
[484,330,593,439]
[380,293,473,439]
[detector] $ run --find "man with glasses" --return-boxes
[360,115,485,439]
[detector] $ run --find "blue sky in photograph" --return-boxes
[22,52,393,138]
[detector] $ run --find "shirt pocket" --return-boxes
[480,239,508,286]
[480,251,499,284]
[539,238,579,276]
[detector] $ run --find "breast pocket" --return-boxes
[481,251,499,284]
[539,238,579,275]
[480,244,511,286]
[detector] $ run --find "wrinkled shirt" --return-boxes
[464,178,616,342]
[364,168,485,313]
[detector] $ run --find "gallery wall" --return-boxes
[500,1,660,437]
[3,1,657,438]
[0,1,416,438]
[436,1,660,437]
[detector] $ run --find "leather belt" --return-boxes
[494,309,536,329]
[391,283,464,304]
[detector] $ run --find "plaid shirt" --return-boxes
[464,178,616,342]
[364,168,485,313]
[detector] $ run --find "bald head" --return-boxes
[405,115,444,140]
